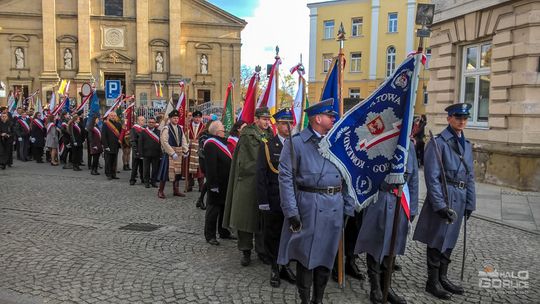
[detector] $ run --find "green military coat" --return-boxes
[223,124,273,233]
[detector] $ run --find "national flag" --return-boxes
[63,96,70,113]
[222,82,234,132]
[7,92,17,114]
[36,97,43,115]
[155,82,163,98]
[393,184,411,220]
[319,54,422,211]
[302,98,310,130]
[176,82,187,127]
[51,96,68,116]
[238,72,260,124]
[75,91,93,113]
[103,94,125,118]
[291,65,307,132]
[320,57,341,119]
[58,80,70,95]
[86,91,100,130]
[258,57,281,118]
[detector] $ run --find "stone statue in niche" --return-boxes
[15,47,24,69]
[64,49,73,70]
[156,52,164,72]
[200,54,208,74]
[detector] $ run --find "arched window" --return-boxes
[386,46,396,77]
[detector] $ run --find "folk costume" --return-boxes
[187,111,205,192]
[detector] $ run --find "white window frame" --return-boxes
[349,88,360,99]
[323,20,335,39]
[386,46,396,77]
[460,42,492,128]
[322,54,333,73]
[350,52,361,72]
[388,12,398,33]
[351,17,363,37]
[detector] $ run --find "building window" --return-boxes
[323,54,333,73]
[351,17,363,37]
[388,12,398,33]
[460,43,492,126]
[105,0,123,17]
[350,52,361,72]
[349,88,360,99]
[324,20,335,39]
[386,46,396,77]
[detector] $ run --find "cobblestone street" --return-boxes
[1,161,538,304]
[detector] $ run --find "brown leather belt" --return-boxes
[298,185,342,195]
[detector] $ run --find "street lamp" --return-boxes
[415,4,435,40]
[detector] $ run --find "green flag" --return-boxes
[222,83,234,131]
[302,97,310,130]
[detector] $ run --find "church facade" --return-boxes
[0,0,246,108]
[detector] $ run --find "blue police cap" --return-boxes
[304,98,338,117]
[445,103,472,116]
[273,108,293,122]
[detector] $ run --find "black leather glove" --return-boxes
[465,209,473,220]
[288,215,302,232]
[436,207,451,220]
[379,181,397,192]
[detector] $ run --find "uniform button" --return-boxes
[335,175,339,178]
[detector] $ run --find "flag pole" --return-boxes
[275,45,280,116]
[336,22,346,289]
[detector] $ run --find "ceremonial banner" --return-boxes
[48,92,56,112]
[175,82,187,127]
[258,57,281,118]
[321,58,341,120]
[238,72,259,124]
[222,82,234,132]
[319,54,421,210]
[291,71,306,132]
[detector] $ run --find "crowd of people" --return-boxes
[0,100,475,304]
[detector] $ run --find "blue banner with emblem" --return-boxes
[319,54,421,210]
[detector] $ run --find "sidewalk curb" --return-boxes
[418,201,540,236]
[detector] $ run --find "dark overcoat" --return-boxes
[413,127,476,252]
[256,135,283,212]
[277,127,355,270]
[30,119,46,147]
[354,142,419,263]
[139,127,161,158]
[101,120,122,154]
[204,136,232,205]
[0,120,13,164]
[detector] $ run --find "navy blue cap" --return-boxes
[445,103,472,116]
[273,108,293,122]
[304,98,338,117]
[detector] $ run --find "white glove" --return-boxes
[73,142,78,147]
[30,137,35,143]
[18,137,22,142]
[258,204,270,211]
[172,153,179,160]
[92,146,98,151]
[210,188,219,193]
[105,147,110,152]
[66,144,72,148]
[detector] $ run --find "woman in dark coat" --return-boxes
[30,112,46,163]
[0,111,14,169]
[87,116,103,175]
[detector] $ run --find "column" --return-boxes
[169,0,182,80]
[369,0,380,80]
[136,0,150,78]
[40,0,59,79]
[405,0,416,54]
[308,7,318,83]
[76,0,92,80]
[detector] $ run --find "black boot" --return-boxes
[298,288,310,304]
[280,264,297,284]
[367,255,383,304]
[270,263,280,288]
[426,266,452,300]
[439,262,464,295]
[240,250,251,267]
[346,256,366,280]
[380,272,407,304]
[296,263,312,304]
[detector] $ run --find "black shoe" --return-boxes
[368,273,383,304]
[36,160,44,163]
[346,258,366,281]
[393,263,402,272]
[112,176,119,180]
[426,267,452,300]
[219,234,237,240]
[279,265,296,284]
[73,166,82,171]
[63,163,73,169]
[439,263,464,295]
[130,180,136,185]
[241,250,251,267]
[151,183,158,188]
[107,176,113,180]
[145,183,150,188]
[270,264,281,288]
[196,198,202,209]
[387,288,407,304]
[207,239,220,246]
[91,170,99,175]
[258,253,272,265]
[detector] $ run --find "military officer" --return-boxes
[413,103,476,300]
[277,98,355,304]
[355,141,419,304]
[256,109,297,288]
[223,107,274,267]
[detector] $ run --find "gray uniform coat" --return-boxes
[355,143,419,263]
[277,127,355,270]
[413,127,476,252]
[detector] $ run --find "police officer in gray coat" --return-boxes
[278,98,355,304]
[413,103,476,300]
[355,141,418,304]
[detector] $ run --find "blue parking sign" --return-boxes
[105,80,121,99]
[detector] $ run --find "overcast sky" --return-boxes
[208,0,320,76]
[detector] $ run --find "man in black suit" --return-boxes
[139,117,161,188]
[129,115,145,185]
[101,112,122,180]
[256,109,296,288]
